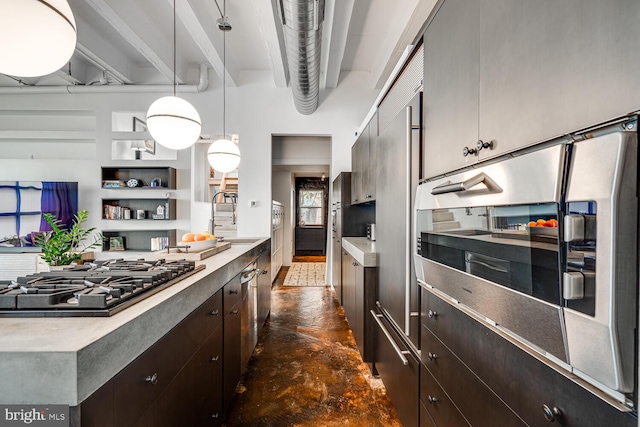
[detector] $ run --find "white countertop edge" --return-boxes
[341,237,377,267]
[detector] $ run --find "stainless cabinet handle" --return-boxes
[229,289,238,295]
[427,395,438,404]
[428,310,437,319]
[231,309,239,315]
[211,309,219,316]
[463,146,477,157]
[542,404,562,422]
[431,172,502,195]
[145,373,158,385]
[212,413,219,419]
[476,139,494,152]
[370,310,409,366]
[428,352,438,361]
[261,269,268,275]
[210,356,220,362]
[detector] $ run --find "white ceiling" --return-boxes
[0,0,438,93]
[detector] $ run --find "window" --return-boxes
[299,189,323,226]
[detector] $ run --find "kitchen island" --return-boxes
[0,238,269,417]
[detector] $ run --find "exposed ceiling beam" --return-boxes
[169,0,236,87]
[251,0,288,88]
[82,0,183,84]
[75,43,130,84]
[373,0,438,88]
[321,0,354,89]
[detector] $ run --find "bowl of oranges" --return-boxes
[179,232,217,252]
[526,218,558,236]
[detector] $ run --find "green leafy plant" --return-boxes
[34,210,102,266]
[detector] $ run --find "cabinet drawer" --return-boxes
[113,290,224,426]
[421,325,526,427]
[420,400,437,427]
[223,279,242,316]
[134,325,223,427]
[420,363,470,427]
[422,288,637,427]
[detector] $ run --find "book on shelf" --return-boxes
[102,180,125,188]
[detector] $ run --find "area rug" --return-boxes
[283,262,326,287]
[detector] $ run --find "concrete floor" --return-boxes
[224,267,401,426]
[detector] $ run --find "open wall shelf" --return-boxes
[101,167,176,189]
[102,199,176,220]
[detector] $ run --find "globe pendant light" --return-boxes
[208,0,241,173]
[146,0,201,150]
[0,0,77,77]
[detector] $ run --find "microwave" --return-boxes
[414,123,637,401]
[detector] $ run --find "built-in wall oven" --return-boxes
[414,120,638,404]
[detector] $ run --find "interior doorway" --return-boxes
[271,135,331,269]
[294,177,328,256]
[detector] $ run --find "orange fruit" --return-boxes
[181,233,195,242]
[545,219,558,228]
[536,219,546,225]
[527,221,538,227]
[193,233,206,241]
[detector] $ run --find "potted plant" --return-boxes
[34,210,102,266]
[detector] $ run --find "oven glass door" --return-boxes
[419,202,562,305]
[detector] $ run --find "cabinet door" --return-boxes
[374,312,420,427]
[364,116,376,202]
[351,136,364,204]
[257,251,271,328]
[332,237,342,304]
[223,302,241,413]
[478,0,640,161]
[353,262,364,357]
[423,0,480,179]
[341,251,355,322]
[134,325,223,427]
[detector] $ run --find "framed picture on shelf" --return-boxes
[109,236,125,251]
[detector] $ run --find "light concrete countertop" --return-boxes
[0,238,269,406]
[342,237,377,267]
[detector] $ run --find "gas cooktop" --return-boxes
[0,259,205,317]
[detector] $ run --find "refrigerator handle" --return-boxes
[371,310,410,366]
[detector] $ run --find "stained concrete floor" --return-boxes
[223,267,402,427]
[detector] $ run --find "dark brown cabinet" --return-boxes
[351,116,377,205]
[340,250,376,363]
[420,287,637,427]
[223,279,242,414]
[256,251,271,329]
[373,311,419,427]
[80,289,223,427]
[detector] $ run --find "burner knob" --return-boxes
[145,373,158,385]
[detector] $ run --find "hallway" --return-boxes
[224,267,401,426]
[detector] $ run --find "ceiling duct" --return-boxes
[280,0,325,115]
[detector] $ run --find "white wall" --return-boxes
[0,70,377,242]
[272,171,294,266]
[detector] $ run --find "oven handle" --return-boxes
[465,255,509,274]
[431,172,502,195]
[370,310,409,366]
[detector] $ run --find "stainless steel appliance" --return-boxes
[366,223,376,241]
[414,120,638,401]
[0,259,202,317]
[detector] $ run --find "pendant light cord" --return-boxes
[173,0,177,97]
[222,0,226,138]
